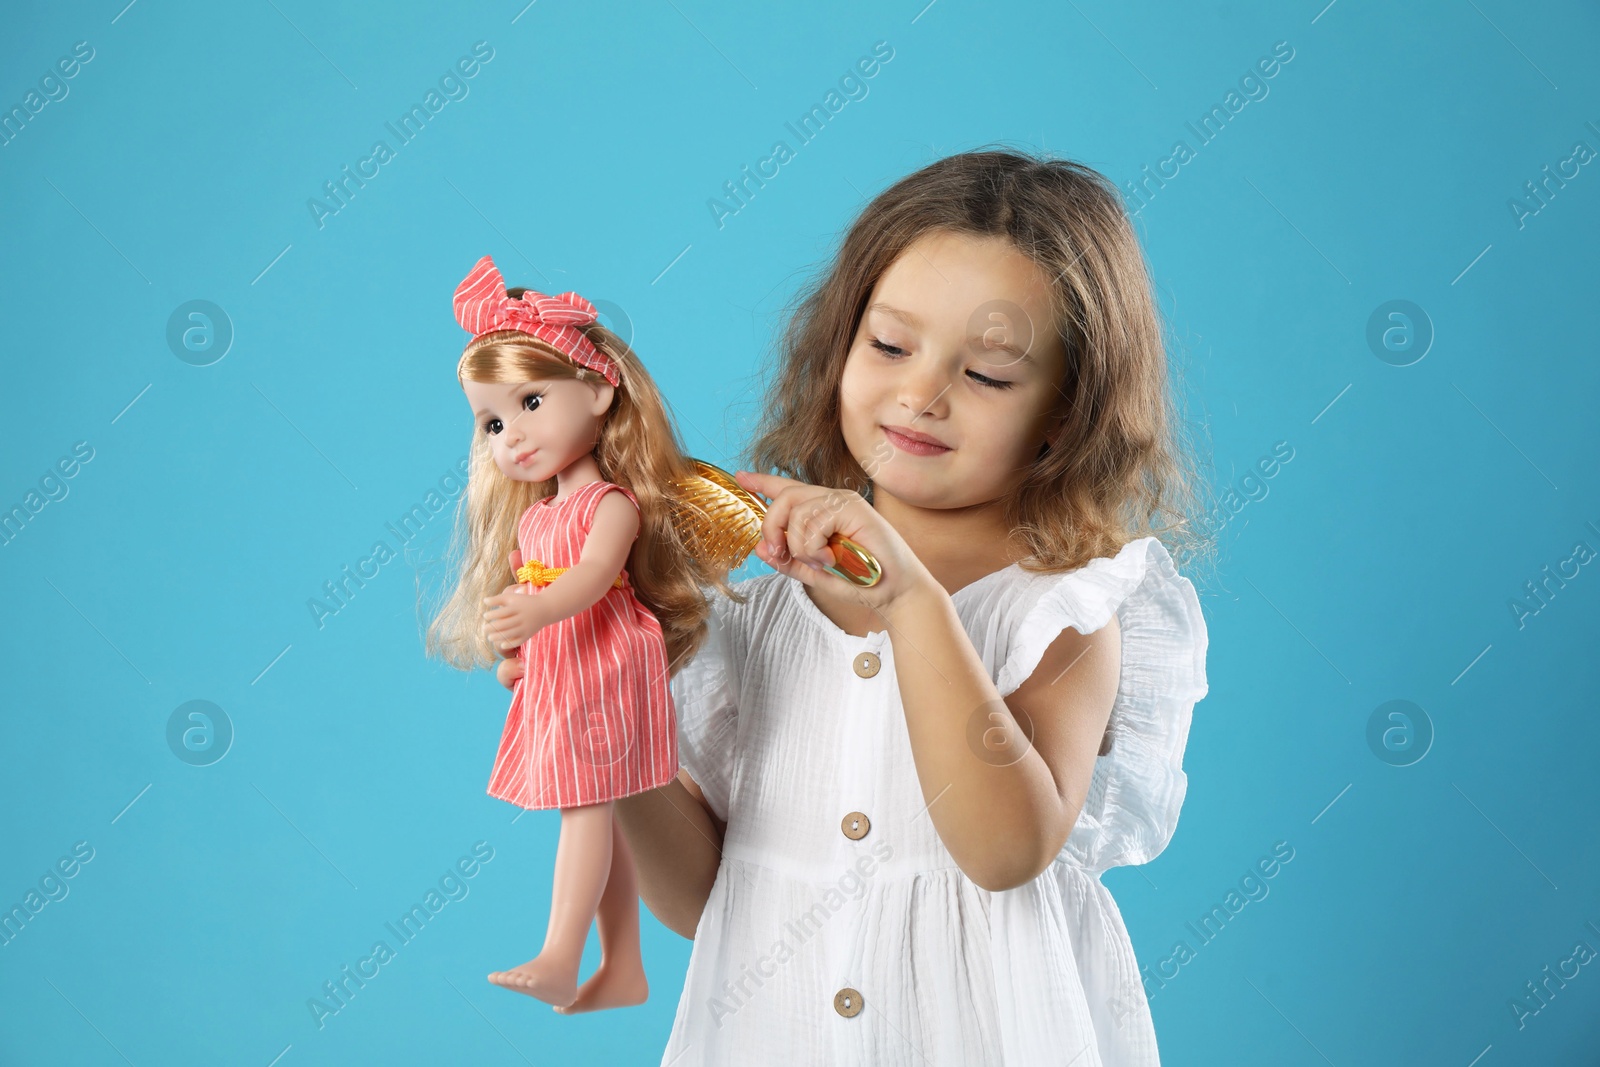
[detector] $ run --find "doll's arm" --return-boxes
[528,491,640,626]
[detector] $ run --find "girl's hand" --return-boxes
[483,581,548,651]
[495,649,525,690]
[492,548,530,682]
[733,470,933,610]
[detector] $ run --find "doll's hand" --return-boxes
[733,470,933,611]
[495,649,525,690]
[482,582,548,651]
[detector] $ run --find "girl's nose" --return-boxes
[900,364,953,420]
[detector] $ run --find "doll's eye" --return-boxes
[481,392,543,435]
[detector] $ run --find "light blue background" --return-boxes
[2,0,1597,1063]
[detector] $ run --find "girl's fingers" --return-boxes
[735,470,796,552]
[773,494,838,570]
[736,470,851,582]
[738,471,822,560]
[757,489,796,556]
[789,499,839,569]
[733,470,803,497]
[754,538,823,586]
[785,514,819,568]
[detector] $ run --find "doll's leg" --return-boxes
[488,800,612,1006]
[554,809,649,1014]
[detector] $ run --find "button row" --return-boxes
[837,647,877,1023]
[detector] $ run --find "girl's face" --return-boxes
[461,375,614,483]
[839,229,1068,511]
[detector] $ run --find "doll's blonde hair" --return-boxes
[424,310,733,676]
[747,146,1215,580]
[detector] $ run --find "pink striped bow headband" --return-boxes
[452,254,620,388]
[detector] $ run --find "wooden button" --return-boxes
[841,811,870,840]
[834,987,863,1017]
[852,651,881,678]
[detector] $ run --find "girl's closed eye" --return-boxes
[869,337,1015,391]
[481,390,545,434]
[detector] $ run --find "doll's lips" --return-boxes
[514,450,536,465]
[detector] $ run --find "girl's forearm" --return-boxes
[614,778,723,939]
[883,581,1075,892]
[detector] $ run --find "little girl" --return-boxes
[583,148,1205,1062]
[427,255,731,1013]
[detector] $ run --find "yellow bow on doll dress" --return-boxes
[515,558,627,590]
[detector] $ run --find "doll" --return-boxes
[425,254,727,1013]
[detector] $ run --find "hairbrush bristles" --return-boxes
[669,460,766,572]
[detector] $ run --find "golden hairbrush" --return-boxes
[669,459,882,587]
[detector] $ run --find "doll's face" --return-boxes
[838,229,1069,510]
[462,375,615,483]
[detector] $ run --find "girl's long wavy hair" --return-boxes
[425,301,734,678]
[749,146,1215,580]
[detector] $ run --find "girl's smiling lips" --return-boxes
[882,424,952,454]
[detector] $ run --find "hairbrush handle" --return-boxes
[819,535,882,587]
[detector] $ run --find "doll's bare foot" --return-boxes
[552,960,648,1014]
[487,953,579,1006]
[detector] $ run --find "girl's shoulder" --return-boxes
[948,535,1207,696]
[692,572,799,659]
[960,536,1200,634]
[703,571,787,626]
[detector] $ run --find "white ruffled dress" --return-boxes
[659,536,1209,1066]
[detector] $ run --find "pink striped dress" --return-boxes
[486,479,678,811]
